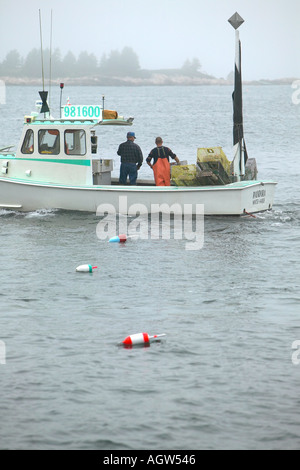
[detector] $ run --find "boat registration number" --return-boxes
[62,105,102,119]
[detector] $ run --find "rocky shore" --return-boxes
[0,74,296,86]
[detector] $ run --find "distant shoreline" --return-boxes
[0,75,297,86]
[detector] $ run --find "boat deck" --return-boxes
[111,177,156,187]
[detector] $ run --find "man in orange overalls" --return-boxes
[146,137,180,186]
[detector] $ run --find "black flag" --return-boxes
[232,35,248,167]
[232,39,243,147]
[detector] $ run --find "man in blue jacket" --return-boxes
[117,132,143,185]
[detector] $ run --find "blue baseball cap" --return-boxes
[127,132,136,139]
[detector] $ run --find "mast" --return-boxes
[228,12,248,181]
[38,9,50,116]
[49,9,53,112]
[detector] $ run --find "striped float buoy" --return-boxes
[76,265,97,273]
[121,332,166,347]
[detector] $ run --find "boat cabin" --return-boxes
[1,116,117,187]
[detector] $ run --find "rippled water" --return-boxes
[0,85,299,450]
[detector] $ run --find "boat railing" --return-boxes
[0,146,15,154]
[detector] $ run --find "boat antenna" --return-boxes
[39,9,45,92]
[48,9,53,113]
[228,12,248,180]
[38,9,49,116]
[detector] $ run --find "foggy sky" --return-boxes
[0,0,299,80]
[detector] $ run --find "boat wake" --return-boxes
[0,208,58,218]
[255,206,300,226]
[24,208,58,218]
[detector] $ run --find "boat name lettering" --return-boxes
[253,190,266,199]
[253,189,266,205]
[253,198,265,205]
[62,105,101,119]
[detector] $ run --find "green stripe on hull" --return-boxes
[0,156,90,166]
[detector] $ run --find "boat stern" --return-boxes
[240,180,277,215]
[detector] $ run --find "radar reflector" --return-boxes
[228,12,244,30]
[39,90,50,114]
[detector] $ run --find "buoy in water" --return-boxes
[109,234,127,243]
[121,332,166,347]
[76,265,98,273]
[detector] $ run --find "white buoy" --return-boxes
[76,265,97,273]
[121,332,166,347]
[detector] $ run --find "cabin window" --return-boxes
[38,129,60,155]
[64,130,86,156]
[21,129,34,154]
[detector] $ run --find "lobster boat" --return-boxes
[0,13,277,216]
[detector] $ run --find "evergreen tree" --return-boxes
[119,47,140,76]
[0,50,23,76]
[51,48,62,78]
[61,51,77,77]
[23,48,42,78]
[181,58,202,76]
[100,49,121,76]
[76,51,98,77]
[99,47,140,77]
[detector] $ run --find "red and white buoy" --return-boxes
[76,265,98,273]
[121,332,166,347]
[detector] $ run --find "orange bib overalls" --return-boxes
[153,148,171,186]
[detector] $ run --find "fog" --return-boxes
[0,0,299,80]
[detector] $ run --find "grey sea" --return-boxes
[0,84,299,450]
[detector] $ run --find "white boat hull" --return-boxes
[0,177,277,215]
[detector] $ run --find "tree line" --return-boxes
[0,47,202,79]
